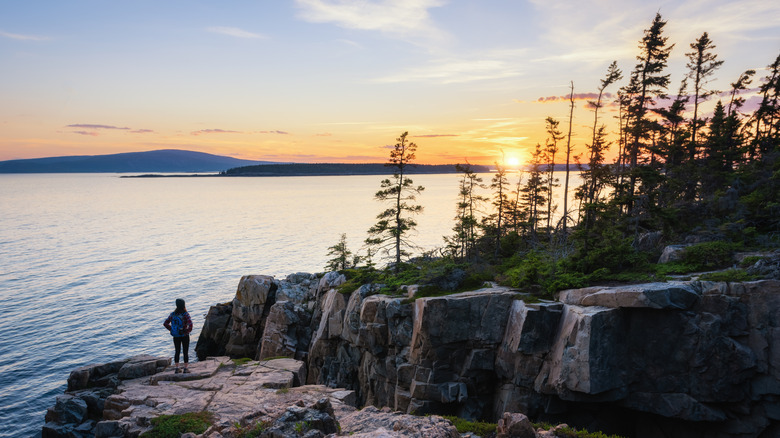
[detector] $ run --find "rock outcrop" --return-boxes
[195,274,780,438]
[45,356,460,438]
[48,273,780,438]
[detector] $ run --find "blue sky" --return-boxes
[1,0,778,164]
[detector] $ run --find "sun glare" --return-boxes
[506,156,521,167]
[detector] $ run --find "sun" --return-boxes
[506,156,521,167]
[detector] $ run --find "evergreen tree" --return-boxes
[365,132,425,272]
[520,143,549,239]
[325,233,358,271]
[487,162,510,256]
[623,13,673,210]
[544,117,563,236]
[686,32,724,154]
[448,163,486,260]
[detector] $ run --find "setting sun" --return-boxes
[506,156,521,167]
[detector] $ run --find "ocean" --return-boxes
[0,172,579,437]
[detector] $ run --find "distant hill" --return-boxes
[0,149,274,173]
[222,163,492,176]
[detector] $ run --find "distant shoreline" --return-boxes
[122,162,495,178]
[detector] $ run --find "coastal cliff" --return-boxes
[194,273,780,437]
[44,273,780,437]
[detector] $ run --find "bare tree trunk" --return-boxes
[563,81,575,236]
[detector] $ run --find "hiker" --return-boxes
[163,298,193,373]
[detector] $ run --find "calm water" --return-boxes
[0,172,579,437]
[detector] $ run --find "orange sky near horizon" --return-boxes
[1,1,777,166]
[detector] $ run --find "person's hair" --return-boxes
[174,298,186,314]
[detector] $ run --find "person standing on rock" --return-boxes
[163,298,193,373]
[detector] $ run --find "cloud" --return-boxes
[207,26,266,39]
[257,130,290,135]
[191,129,241,136]
[315,133,333,136]
[0,30,48,41]
[294,0,447,42]
[72,131,99,136]
[374,50,527,84]
[535,92,614,103]
[66,124,130,130]
[413,134,459,138]
[131,129,154,134]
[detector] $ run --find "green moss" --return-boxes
[739,255,764,268]
[232,357,253,367]
[698,268,758,282]
[262,356,292,361]
[140,411,214,438]
[441,416,496,436]
[235,420,271,438]
[532,423,625,438]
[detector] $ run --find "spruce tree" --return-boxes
[365,132,425,272]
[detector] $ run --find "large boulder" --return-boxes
[258,300,312,361]
[225,275,277,358]
[195,301,233,360]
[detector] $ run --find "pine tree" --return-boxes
[686,32,724,154]
[488,162,510,256]
[325,233,358,271]
[544,117,563,236]
[623,13,673,209]
[365,132,425,272]
[449,163,486,260]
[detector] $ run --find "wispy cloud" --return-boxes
[66,124,130,130]
[413,134,459,138]
[206,26,266,39]
[535,92,614,103]
[131,129,154,134]
[0,30,49,41]
[72,131,99,136]
[294,0,448,43]
[257,130,290,135]
[191,129,241,136]
[374,50,527,84]
[315,132,333,137]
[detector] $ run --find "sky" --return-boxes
[1,0,778,165]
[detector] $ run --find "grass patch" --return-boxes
[532,423,625,438]
[441,416,496,437]
[232,357,253,367]
[739,255,764,268]
[698,268,758,282]
[276,387,289,394]
[140,411,214,438]
[262,356,291,361]
[235,420,271,438]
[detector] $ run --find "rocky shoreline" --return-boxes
[44,272,780,437]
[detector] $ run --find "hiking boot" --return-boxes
[174,368,182,374]
[183,368,190,374]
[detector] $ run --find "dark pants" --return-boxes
[173,335,190,364]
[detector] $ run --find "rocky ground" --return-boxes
[44,355,551,437]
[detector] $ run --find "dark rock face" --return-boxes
[194,301,233,360]
[190,275,780,437]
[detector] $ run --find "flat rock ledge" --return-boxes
[44,356,466,438]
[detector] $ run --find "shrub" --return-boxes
[680,241,739,271]
[140,412,214,438]
[698,268,758,282]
